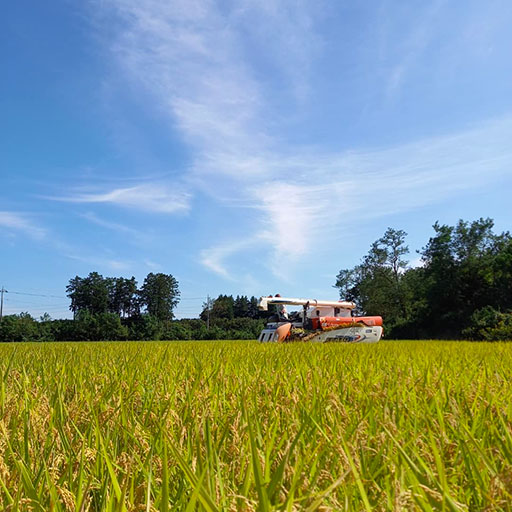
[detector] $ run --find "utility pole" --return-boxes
[0,287,6,322]
[206,294,211,330]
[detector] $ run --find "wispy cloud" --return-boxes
[199,239,262,293]
[0,212,46,240]
[0,212,135,273]
[93,0,512,279]
[50,184,191,214]
[253,182,329,260]
[230,0,321,100]
[205,116,512,273]
[200,238,260,279]
[383,0,446,97]
[106,0,262,156]
[80,212,148,240]
[65,251,133,272]
[144,259,162,271]
[97,0,319,178]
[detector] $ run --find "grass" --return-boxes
[1,340,512,511]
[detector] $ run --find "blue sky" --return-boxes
[1,0,512,319]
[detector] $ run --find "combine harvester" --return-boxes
[257,295,383,343]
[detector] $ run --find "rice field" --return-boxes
[1,340,512,511]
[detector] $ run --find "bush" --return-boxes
[74,311,129,341]
[160,321,192,340]
[0,313,266,342]
[0,313,40,342]
[124,315,162,340]
[463,306,512,341]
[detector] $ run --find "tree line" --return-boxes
[0,313,266,342]
[0,270,268,341]
[335,218,512,340]
[1,217,511,341]
[66,272,180,321]
[200,295,263,321]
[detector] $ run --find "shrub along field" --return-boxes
[1,341,512,511]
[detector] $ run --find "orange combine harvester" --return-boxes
[257,295,383,343]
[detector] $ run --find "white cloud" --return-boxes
[206,116,512,274]
[96,0,319,178]
[144,259,162,271]
[65,252,133,272]
[252,182,330,259]
[230,0,321,100]
[384,0,446,97]
[51,184,190,214]
[93,0,512,279]
[79,212,154,245]
[0,212,46,240]
[200,238,260,279]
[81,212,140,234]
[200,248,231,278]
[106,0,264,156]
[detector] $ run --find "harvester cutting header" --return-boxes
[257,295,383,343]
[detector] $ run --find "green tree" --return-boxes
[138,273,180,321]
[248,296,261,319]
[418,218,510,336]
[234,295,250,318]
[72,310,128,341]
[491,235,512,309]
[107,277,139,317]
[211,295,234,319]
[0,313,40,342]
[66,272,109,315]
[335,228,410,330]
[463,306,512,341]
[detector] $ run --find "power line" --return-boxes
[7,289,205,300]
[7,290,67,299]
[5,302,70,309]
[5,297,69,304]
[0,286,208,319]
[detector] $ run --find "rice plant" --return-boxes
[1,341,511,510]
